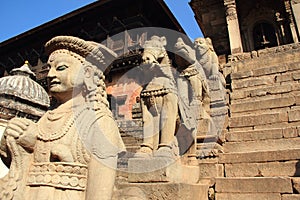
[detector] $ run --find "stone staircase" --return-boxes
[214,43,300,200]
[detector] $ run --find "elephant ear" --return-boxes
[160,36,167,47]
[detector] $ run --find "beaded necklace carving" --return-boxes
[37,106,88,141]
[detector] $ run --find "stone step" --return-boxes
[226,127,300,142]
[215,193,281,200]
[225,128,284,142]
[113,182,209,200]
[224,161,300,177]
[215,177,293,193]
[223,137,300,153]
[229,111,288,128]
[230,94,295,113]
[282,194,300,200]
[230,82,295,100]
[219,148,300,164]
[231,45,300,72]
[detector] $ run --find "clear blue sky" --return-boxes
[0,0,203,43]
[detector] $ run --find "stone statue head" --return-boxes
[44,36,117,108]
[142,36,167,65]
[194,37,215,55]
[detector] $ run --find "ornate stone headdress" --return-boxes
[44,36,117,109]
[44,35,117,73]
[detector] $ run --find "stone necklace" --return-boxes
[37,106,88,141]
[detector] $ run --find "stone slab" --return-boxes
[128,157,177,183]
[113,182,209,200]
[230,84,292,100]
[232,76,274,90]
[288,61,300,71]
[128,158,200,184]
[230,95,295,113]
[229,112,288,128]
[275,73,293,83]
[219,149,300,164]
[252,64,288,77]
[225,161,300,177]
[225,128,283,142]
[282,194,300,200]
[216,193,281,200]
[223,137,300,153]
[231,70,253,80]
[292,71,300,80]
[283,127,298,138]
[215,177,292,193]
[199,163,224,178]
[289,108,300,122]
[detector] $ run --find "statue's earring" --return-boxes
[84,66,97,92]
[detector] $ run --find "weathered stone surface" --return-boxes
[275,73,293,83]
[226,128,283,142]
[289,108,300,122]
[215,193,281,200]
[252,64,288,77]
[292,178,300,193]
[223,138,300,153]
[219,149,300,163]
[231,70,253,80]
[295,93,300,105]
[229,112,288,128]
[225,161,300,177]
[253,121,289,130]
[293,71,300,80]
[114,182,209,200]
[231,84,292,100]
[128,157,178,183]
[198,163,224,178]
[208,80,223,91]
[232,76,274,90]
[283,127,298,138]
[128,158,201,184]
[230,95,295,113]
[248,84,292,96]
[282,194,300,200]
[230,90,248,100]
[288,61,300,71]
[215,177,292,193]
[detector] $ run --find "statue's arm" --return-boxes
[86,155,117,200]
[85,116,125,200]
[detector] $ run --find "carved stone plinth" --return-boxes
[113,182,209,200]
[128,157,201,184]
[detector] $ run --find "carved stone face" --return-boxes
[47,50,84,101]
[174,37,196,66]
[194,38,209,54]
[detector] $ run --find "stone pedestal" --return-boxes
[113,182,209,200]
[114,157,209,200]
[128,157,200,184]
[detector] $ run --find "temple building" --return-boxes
[190,0,300,55]
[0,0,185,121]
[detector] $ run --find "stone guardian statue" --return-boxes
[0,36,125,200]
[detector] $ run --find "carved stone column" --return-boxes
[290,0,300,42]
[224,0,243,54]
